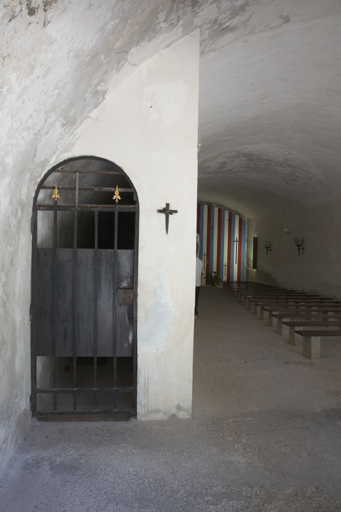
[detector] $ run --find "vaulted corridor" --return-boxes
[1,288,340,511]
[2,0,341,479]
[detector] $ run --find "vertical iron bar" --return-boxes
[72,211,78,411]
[30,210,38,413]
[73,172,79,410]
[52,207,58,411]
[93,211,98,411]
[76,172,79,206]
[113,210,118,410]
[132,210,139,415]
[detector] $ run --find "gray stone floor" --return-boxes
[1,287,341,511]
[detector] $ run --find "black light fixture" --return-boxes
[264,240,272,256]
[294,237,304,256]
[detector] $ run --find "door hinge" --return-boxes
[30,305,33,323]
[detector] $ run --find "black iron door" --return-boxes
[31,157,138,419]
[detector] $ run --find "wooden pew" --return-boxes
[224,282,276,301]
[228,283,282,304]
[247,292,309,311]
[272,307,341,333]
[295,329,341,359]
[256,297,328,318]
[282,318,341,344]
[260,299,341,322]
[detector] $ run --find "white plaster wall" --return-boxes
[54,33,200,419]
[246,194,341,298]
[0,11,198,472]
[0,191,32,475]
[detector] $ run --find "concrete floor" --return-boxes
[1,287,341,511]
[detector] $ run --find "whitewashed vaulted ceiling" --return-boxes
[1,0,340,218]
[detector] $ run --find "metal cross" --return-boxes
[234,237,239,264]
[157,203,178,234]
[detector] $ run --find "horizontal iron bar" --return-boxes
[35,205,138,211]
[36,387,133,393]
[34,409,134,413]
[33,410,135,419]
[41,186,134,193]
[53,169,122,175]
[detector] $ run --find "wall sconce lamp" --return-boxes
[284,229,305,256]
[294,237,304,256]
[264,240,272,256]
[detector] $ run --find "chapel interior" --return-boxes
[1,1,341,509]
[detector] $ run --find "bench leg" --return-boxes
[267,314,273,327]
[263,310,269,324]
[276,318,283,335]
[303,335,321,359]
[288,326,296,345]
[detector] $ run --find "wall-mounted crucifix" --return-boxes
[157,203,178,234]
[234,237,239,264]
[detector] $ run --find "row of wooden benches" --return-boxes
[223,281,341,359]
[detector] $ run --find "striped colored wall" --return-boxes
[197,203,247,285]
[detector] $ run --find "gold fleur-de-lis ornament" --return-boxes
[113,185,121,203]
[52,185,60,201]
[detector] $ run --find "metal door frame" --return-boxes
[30,156,139,420]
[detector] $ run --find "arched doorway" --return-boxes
[31,157,139,419]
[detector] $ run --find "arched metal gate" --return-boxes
[31,157,138,420]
